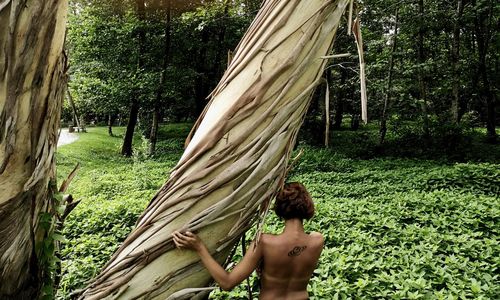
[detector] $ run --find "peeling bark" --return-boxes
[79,0,351,299]
[0,0,68,298]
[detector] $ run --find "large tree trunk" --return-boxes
[79,0,351,299]
[0,0,68,299]
[121,0,146,157]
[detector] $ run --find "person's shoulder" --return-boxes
[258,233,280,245]
[260,233,278,241]
[309,231,325,244]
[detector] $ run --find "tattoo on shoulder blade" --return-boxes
[288,245,307,257]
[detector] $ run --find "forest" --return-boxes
[63,0,499,150]
[0,0,498,299]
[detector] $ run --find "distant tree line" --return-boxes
[64,0,499,156]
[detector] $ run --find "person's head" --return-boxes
[274,182,314,221]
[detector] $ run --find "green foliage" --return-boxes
[214,147,499,299]
[56,125,499,299]
[38,182,65,300]
[300,119,500,162]
[423,163,500,196]
[56,125,189,299]
[66,0,256,126]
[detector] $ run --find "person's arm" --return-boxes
[172,231,263,291]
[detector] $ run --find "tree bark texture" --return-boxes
[0,0,68,298]
[80,0,351,299]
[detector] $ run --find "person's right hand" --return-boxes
[172,231,204,252]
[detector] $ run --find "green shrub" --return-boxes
[56,126,500,299]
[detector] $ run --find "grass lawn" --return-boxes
[56,124,499,299]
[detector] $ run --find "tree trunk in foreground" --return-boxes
[0,0,68,299]
[80,0,351,299]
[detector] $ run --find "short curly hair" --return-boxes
[274,182,314,220]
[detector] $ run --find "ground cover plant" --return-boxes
[56,125,499,299]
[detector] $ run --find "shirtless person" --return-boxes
[172,182,324,300]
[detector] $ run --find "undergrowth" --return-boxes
[56,124,499,299]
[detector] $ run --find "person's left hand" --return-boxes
[172,231,203,251]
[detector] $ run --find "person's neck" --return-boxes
[283,218,305,234]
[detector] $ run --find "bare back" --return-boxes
[258,231,324,300]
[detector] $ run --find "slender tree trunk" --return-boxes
[417,0,429,138]
[149,0,172,155]
[325,70,332,147]
[121,100,140,156]
[332,68,347,130]
[379,8,399,145]
[194,29,210,118]
[473,0,496,143]
[67,89,84,132]
[0,1,68,299]
[213,0,231,80]
[149,107,160,154]
[122,0,146,157]
[108,114,116,137]
[451,0,464,124]
[79,1,351,298]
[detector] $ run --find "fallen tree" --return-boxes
[80,0,355,298]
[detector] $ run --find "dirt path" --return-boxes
[58,129,80,147]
